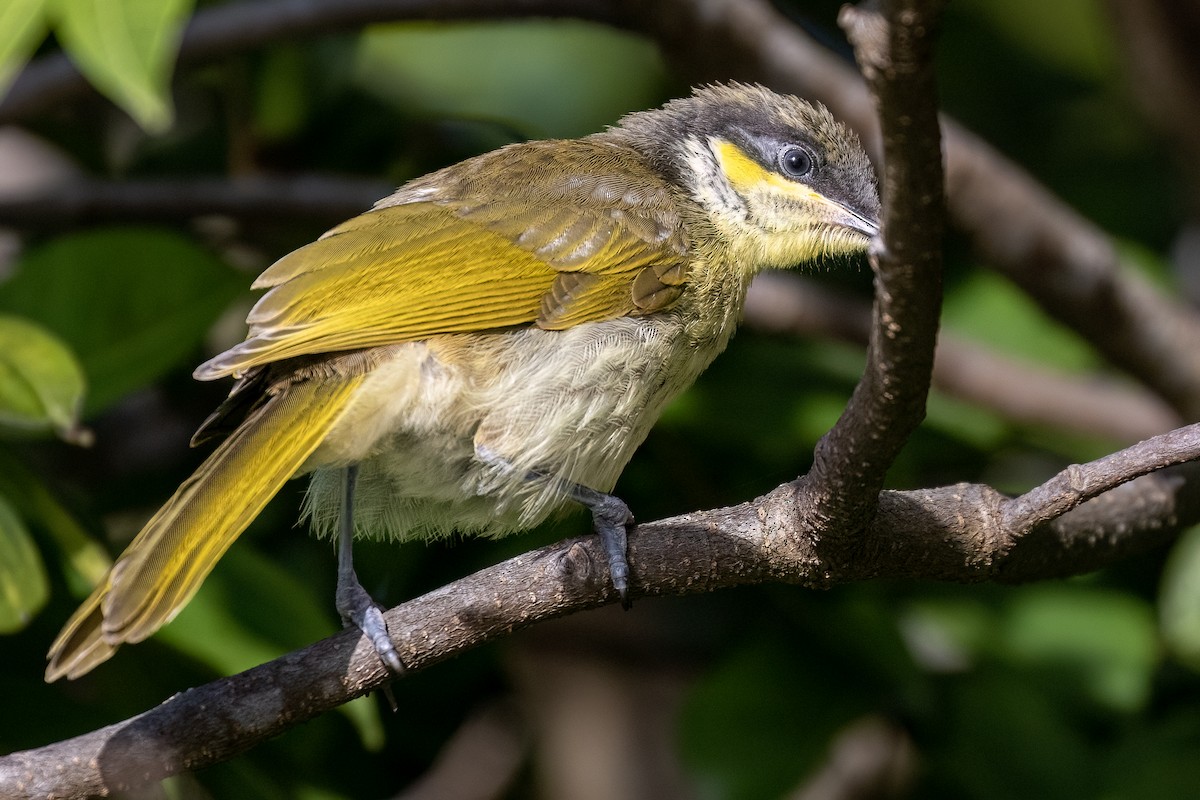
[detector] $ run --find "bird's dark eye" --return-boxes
[778,146,814,179]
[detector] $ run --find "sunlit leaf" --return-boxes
[1001,585,1158,712]
[50,0,192,132]
[0,0,48,97]
[942,271,1097,372]
[0,315,90,444]
[0,227,245,413]
[1159,525,1200,671]
[356,20,665,139]
[0,493,49,632]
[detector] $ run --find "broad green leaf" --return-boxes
[1159,525,1200,671]
[50,0,192,132]
[356,20,665,139]
[942,271,1097,372]
[0,315,90,444]
[957,0,1115,80]
[0,0,48,97]
[0,493,49,632]
[1001,585,1158,712]
[0,227,245,413]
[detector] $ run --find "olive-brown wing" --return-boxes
[195,139,691,380]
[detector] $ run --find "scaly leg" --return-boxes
[336,464,404,674]
[568,482,635,608]
[476,444,634,605]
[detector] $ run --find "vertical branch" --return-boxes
[796,0,947,539]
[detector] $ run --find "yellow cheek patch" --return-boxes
[712,139,819,201]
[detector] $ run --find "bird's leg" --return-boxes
[567,482,635,608]
[336,464,404,674]
[475,444,634,605]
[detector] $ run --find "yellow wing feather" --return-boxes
[196,140,691,380]
[45,375,362,681]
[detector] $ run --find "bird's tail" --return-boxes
[45,375,362,681]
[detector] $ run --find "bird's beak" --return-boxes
[833,202,880,240]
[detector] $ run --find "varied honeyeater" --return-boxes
[46,82,880,681]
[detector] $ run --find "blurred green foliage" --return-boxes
[2,2,1200,799]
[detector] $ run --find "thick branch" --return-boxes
[4,433,1199,799]
[797,0,945,535]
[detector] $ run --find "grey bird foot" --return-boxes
[472,444,636,606]
[337,463,404,676]
[337,579,405,675]
[571,485,635,608]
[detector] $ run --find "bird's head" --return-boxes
[607,82,880,271]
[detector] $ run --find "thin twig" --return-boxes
[1003,422,1200,532]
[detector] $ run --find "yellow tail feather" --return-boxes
[46,376,362,681]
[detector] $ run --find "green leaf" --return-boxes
[356,20,665,139]
[0,493,50,633]
[957,0,1116,80]
[942,271,1098,372]
[0,227,245,413]
[50,0,192,132]
[0,0,48,97]
[1159,525,1200,671]
[0,315,90,444]
[1000,585,1158,712]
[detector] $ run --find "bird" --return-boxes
[45,82,880,681]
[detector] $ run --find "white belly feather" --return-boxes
[301,311,737,542]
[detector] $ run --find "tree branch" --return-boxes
[4,427,1199,799]
[795,0,945,537]
[0,174,392,230]
[1003,422,1200,531]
